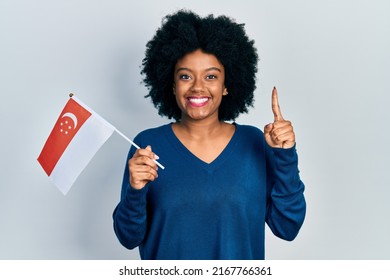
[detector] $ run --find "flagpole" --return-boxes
[69,93,165,170]
[114,128,165,170]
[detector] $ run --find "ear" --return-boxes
[173,83,176,95]
[223,87,228,96]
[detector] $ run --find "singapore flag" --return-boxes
[37,96,115,195]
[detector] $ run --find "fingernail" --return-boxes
[154,154,160,160]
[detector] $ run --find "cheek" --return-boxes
[173,90,186,108]
[174,83,190,97]
[211,85,226,97]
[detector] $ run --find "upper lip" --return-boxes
[186,96,210,99]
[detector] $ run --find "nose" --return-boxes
[190,77,204,93]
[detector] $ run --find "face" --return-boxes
[173,49,228,122]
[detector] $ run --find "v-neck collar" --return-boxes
[164,122,240,172]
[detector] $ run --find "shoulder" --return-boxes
[234,123,265,149]
[128,123,170,150]
[134,123,170,139]
[235,123,264,138]
[126,123,171,157]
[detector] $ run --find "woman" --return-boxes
[113,10,306,260]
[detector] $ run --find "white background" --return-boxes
[1,0,389,259]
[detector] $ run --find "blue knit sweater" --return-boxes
[113,123,306,259]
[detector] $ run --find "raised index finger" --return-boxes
[272,86,284,121]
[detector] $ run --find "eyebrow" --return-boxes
[175,67,222,74]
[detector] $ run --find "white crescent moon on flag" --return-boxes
[61,112,78,129]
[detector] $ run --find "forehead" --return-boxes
[175,49,224,70]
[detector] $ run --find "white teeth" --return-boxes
[189,98,208,104]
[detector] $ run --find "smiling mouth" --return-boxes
[187,97,209,107]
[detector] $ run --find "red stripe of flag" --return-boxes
[37,98,91,176]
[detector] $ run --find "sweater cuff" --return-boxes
[125,182,150,205]
[270,144,298,167]
[268,144,303,195]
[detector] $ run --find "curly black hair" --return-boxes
[141,10,258,121]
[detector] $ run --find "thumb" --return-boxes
[264,123,273,134]
[145,145,160,160]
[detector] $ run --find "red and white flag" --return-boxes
[37,96,115,195]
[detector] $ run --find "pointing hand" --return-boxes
[264,87,296,149]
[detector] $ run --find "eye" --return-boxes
[206,74,217,80]
[179,74,191,80]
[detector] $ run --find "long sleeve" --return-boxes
[265,144,306,241]
[112,148,149,250]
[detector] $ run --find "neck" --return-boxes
[175,116,226,139]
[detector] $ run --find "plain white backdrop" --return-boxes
[1,0,389,259]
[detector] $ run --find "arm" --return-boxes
[112,145,158,249]
[113,182,149,249]
[265,145,306,241]
[263,87,306,240]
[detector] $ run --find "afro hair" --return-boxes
[141,10,258,121]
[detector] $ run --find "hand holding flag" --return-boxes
[128,145,160,190]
